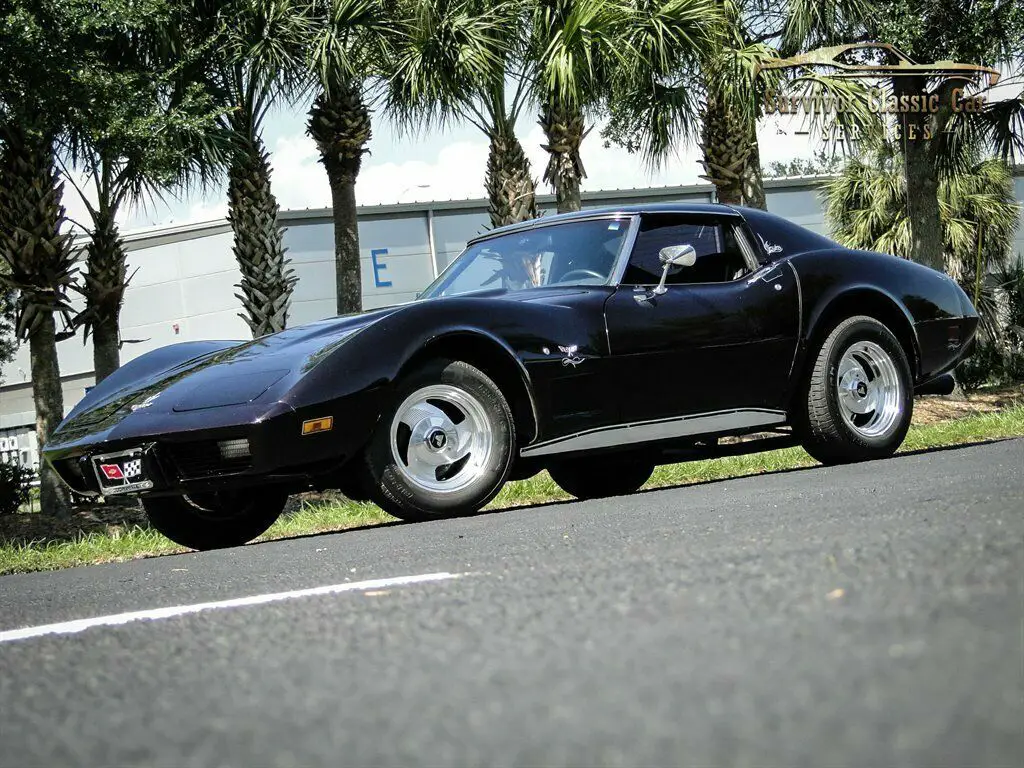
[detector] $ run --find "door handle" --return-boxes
[632,287,656,305]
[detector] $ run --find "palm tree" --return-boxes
[387,0,537,229]
[529,0,723,214]
[0,0,112,518]
[823,143,1019,305]
[0,126,75,517]
[825,141,1020,392]
[483,83,542,227]
[698,27,776,207]
[60,47,221,383]
[857,0,1024,272]
[198,0,306,337]
[304,0,399,315]
[63,141,217,382]
[70,154,132,383]
[602,0,874,209]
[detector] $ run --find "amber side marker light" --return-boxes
[302,416,334,435]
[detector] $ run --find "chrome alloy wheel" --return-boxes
[389,384,494,493]
[836,340,903,438]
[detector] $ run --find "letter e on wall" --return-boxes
[371,248,392,288]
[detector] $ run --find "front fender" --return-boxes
[285,294,606,447]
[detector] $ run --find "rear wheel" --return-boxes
[142,488,287,550]
[548,456,655,500]
[795,315,913,464]
[363,359,515,521]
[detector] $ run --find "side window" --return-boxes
[622,216,751,285]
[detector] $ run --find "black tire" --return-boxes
[364,359,515,521]
[143,488,287,550]
[548,456,655,500]
[795,315,913,465]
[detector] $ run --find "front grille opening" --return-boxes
[56,458,91,493]
[166,438,252,480]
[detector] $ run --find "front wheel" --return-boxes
[795,315,913,464]
[142,488,287,550]
[363,359,515,521]
[548,456,655,500]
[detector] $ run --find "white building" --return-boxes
[2,174,1022,470]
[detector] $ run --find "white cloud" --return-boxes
[269,133,331,209]
[184,199,228,223]
[356,139,490,204]
[257,117,814,213]
[57,171,99,236]
[523,122,707,194]
[756,113,820,168]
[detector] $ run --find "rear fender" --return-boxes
[799,286,921,384]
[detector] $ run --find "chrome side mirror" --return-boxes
[653,244,697,295]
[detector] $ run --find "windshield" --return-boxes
[419,217,631,299]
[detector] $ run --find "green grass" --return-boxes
[2,406,1022,576]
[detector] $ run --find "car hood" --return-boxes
[53,306,402,443]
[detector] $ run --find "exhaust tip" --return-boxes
[915,373,956,396]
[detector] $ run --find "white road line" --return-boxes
[0,572,463,644]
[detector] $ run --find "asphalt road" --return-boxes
[1,439,1022,767]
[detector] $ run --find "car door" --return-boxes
[604,212,800,428]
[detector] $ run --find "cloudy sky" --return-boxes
[62,103,821,233]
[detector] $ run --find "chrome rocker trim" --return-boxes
[520,408,788,457]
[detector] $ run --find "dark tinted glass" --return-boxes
[421,218,628,299]
[622,216,750,285]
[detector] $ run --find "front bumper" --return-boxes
[45,389,384,497]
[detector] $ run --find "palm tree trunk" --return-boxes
[308,82,371,316]
[540,100,586,213]
[29,312,70,516]
[226,128,295,336]
[897,77,946,273]
[326,164,360,315]
[485,119,538,228]
[84,206,126,382]
[700,91,753,206]
[92,312,120,383]
[902,129,944,272]
[741,136,767,210]
[0,127,73,518]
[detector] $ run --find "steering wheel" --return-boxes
[556,269,605,283]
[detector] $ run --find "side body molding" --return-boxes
[520,408,786,457]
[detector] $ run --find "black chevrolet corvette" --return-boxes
[44,203,978,549]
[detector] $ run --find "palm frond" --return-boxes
[588,0,725,166]
[307,0,397,95]
[780,0,871,56]
[384,0,513,134]
[976,90,1024,164]
[531,0,628,109]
